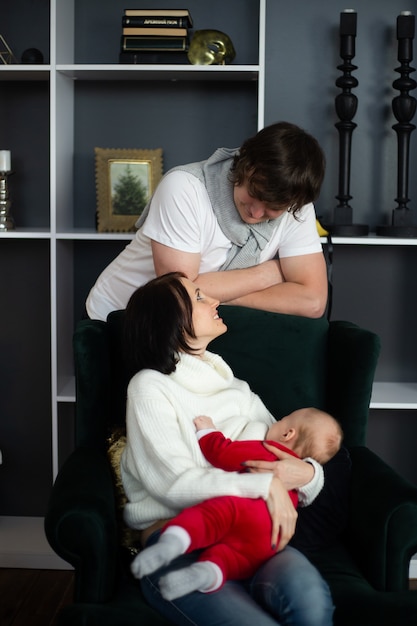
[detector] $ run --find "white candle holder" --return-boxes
[0,171,15,230]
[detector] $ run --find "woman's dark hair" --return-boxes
[124,272,197,376]
[229,121,326,216]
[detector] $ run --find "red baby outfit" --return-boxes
[162,432,299,588]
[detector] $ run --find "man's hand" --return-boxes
[245,443,315,491]
[266,476,298,550]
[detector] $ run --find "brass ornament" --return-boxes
[188,30,236,65]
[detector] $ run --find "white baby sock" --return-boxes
[159,561,223,600]
[130,526,190,579]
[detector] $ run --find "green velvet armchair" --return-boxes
[45,307,417,625]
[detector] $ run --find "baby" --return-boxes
[131,407,343,600]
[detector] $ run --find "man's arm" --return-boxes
[227,252,328,319]
[151,240,284,302]
[152,240,327,319]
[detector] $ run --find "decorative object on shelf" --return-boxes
[123,8,193,28]
[325,10,369,236]
[119,50,189,64]
[376,11,417,237]
[21,48,44,64]
[316,218,329,237]
[119,8,193,63]
[0,35,17,64]
[0,150,14,231]
[95,147,163,233]
[188,30,236,65]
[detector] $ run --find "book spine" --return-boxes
[122,27,188,37]
[122,16,191,28]
[124,9,190,16]
[121,36,189,51]
[119,51,190,64]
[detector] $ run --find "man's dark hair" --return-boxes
[230,121,326,216]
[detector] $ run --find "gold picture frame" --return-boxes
[95,147,163,232]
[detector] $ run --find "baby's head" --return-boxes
[266,407,343,464]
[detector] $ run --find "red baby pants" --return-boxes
[163,495,285,587]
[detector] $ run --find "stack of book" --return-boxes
[119,8,193,64]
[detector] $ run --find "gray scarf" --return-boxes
[136,147,281,270]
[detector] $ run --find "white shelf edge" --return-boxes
[56,230,135,241]
[56,63,260,81]
[57,63,259,71]
[321,234,417,245]
[0,64,51,71]
[6,231,416,244]
[370,382,417,409]
[0,229,51,239]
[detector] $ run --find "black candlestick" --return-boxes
[377,12,417,237]
[325,10,369,236]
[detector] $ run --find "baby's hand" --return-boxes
[194,415,216,431]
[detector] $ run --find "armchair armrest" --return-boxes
[45,446,119,603]
[348,446,417,591]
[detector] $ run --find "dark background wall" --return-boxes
[264,0,416,232]
[263,0,417,484]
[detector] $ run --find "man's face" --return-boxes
[233,183,286,224]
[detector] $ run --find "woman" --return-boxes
[121,272,334,626]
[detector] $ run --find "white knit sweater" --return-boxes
[121,351,323,530]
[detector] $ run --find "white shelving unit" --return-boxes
[321,235,417,411]
[0,0,266,568]
[0,0,267,481]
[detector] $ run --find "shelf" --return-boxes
[0,66,50,81]
[56,64,259,81]
[5,230,416,244]
[370,382,417,409]
[56,229,135,241]
[0,229,134,241]
[321,234,417,246]
[0,228,51,239]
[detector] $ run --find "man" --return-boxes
[86,121,328,321]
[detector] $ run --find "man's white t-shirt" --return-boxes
[86,170,322,321]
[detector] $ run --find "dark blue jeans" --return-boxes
[140,533,334,626]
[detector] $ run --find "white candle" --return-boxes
[0,150,11,172]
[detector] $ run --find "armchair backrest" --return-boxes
[73,307,380,449]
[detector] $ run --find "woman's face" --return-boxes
[180,277,227,354]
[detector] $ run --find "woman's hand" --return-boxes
[245,443,315,491]
[266,476,298,551]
